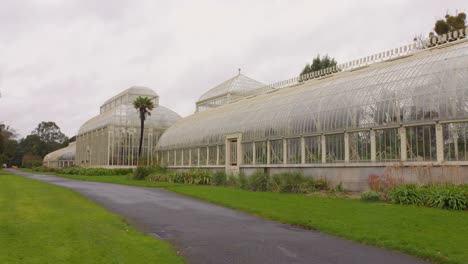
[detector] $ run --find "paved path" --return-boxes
[8,170,428,264]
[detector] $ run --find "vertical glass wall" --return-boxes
[444,122,468,161]
[191,148,199,166]
[183,149,189,166]
[375,128,400,161]
[406,125,436,161]
[305,136,321,163]
[326,134,344,162]
[255,141,267,164]
[200,147,207,166]
[270,139,283,164]
[208,146,217,165]
[349,131,371,162]
[287,138,301,164]
[219,145,225,165]
[242,142,253,165]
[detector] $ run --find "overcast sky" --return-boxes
[0,0,466,137]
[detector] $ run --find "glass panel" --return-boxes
[287,138,301,164]
[168,150,174,166]
[218,145,225,165]
[191,148,199,166]
[183,149,189,166]
[270,139,283,164]
[242,142,253,165]
[305,136,321,163]
[444,122,468,161]
[326,134,344,162]
[199,147,208,166]
[176,149,183,166]
[406,125,436,161]
[208,146,217,165]
[349,131,371,162]
[375,128,400,161]
[255,141,267,164]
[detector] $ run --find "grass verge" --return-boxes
[19,169,468,264]
[0,170,184,264]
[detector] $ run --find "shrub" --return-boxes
[314,178,328,191]
[56,167,133,176]
[248,171,269,191]
[238,173,248,190]
[212,171,227,186]
[333,182,344,193]
[426,185,467,210]
[269,172,315,194]
[361,191,381,202]
[227,174,239,187]
[388,184,424,206]
[132,166,152,180]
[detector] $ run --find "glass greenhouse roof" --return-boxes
[79,87,181,134]
[43,142,76,162]
[158,38,468,150]
[197,73,270,103]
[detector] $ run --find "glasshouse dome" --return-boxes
[76,86,181,167]
[196,72,272,112]
[157,30,468,190]
[43,142,76,168]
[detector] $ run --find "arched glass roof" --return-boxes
[197,73,269,103]
[43,142,76,162]
[158,40,468,150]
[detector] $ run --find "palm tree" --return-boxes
[133,96,155,157]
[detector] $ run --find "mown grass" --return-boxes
[0,170,184,264]
[19,169,468,264]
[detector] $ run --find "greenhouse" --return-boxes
[157,29,468,190]
[76,86,181,167]
[43,142,76,168]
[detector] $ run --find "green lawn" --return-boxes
[0,170,184,264]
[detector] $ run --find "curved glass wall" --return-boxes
[43,142,76,168]
[76,87,181,167]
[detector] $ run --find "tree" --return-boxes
[433,12,466,36]
[300,54,337,76]
[133,96,155,157]
[32,121,68,144]
[0,123,18,166]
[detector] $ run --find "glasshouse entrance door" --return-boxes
[225,133,242,175]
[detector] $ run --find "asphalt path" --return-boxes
[8,169,429,264]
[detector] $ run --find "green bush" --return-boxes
[22,160,43,169]
[147,169,212,185]
[54,166,133,176]
[211,171,227,186]
[388,184,467,210]
[132,166,152,180]
[238,173,248,190]
[227,174,239,187]
[314,178,329,191]
[425,185,467,210]
[248,171,270,191]
[388,184,424,206]
[361,191,381,202]
[269,172,315,194]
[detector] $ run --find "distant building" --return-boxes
[75,86,181,167]
[43,142,76,168]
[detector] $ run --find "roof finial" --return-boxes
[238,68,241,75]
